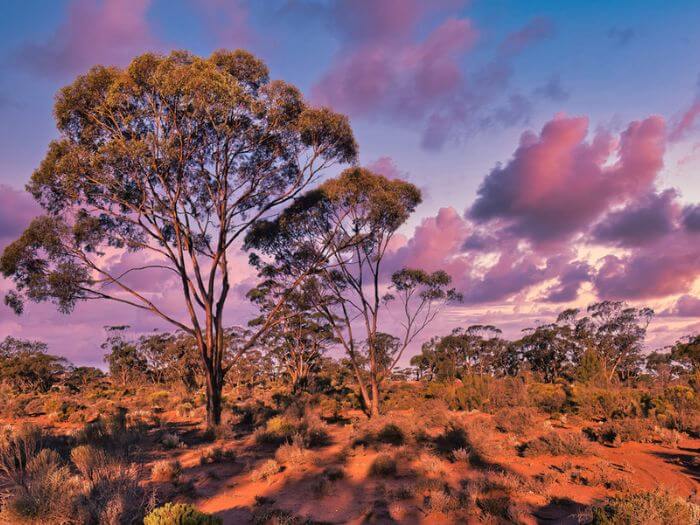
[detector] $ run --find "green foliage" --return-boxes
[0,336,67,394]
[527,382,567,414]
[144,503,222,525]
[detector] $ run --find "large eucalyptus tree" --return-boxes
[0,49,357,427]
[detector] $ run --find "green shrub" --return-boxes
[144,502,222,525]
[527,383,566,414]
[565,385,642,420]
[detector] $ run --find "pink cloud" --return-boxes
[591,189,679,247]
[468,114,666,246]
[682,204,700,232]
[669,100,700,142]
[594,231,700,300]
[16,0,157,78]
[313,1,555,149]
[313,17,477,118]
[366,156,402,179]
[665,295,700,317]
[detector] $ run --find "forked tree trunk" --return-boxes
[205,371,223,428]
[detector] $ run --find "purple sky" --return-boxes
[1,0,699,366]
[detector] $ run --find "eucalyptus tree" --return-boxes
[248,283,335,393]
[246,167,460,417]
[0,49,357,427]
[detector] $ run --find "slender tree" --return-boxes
[246,168,460,416]
[0,50,357,427]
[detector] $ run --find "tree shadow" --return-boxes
[650,445,700,483]
[189,426,591,525]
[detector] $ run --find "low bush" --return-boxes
[521,431,591,457]
[527,383,566,414]
[144,502,222,525]
[589,490,700,524]
[151,459,182,483]
[274,435,310,466]
[494,407,538,437]
[0,448,78,525]
[434,423,468,455]
[369,453,397,477]
[199,445,235,465]
[251,459,281,481]
[583,419,679,447]
[376,423,405,446]
[70,444,112,483]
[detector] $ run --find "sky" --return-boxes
[1,0,699,366]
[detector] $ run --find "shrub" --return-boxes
[376,423,405,446]
[589,491,700,524]
[454,375,491,411]
[434,423,468,455]
[251,459,281,481]
[151,459,182,483]
[199,445,235,465]
[521,431,591,457]
[494,407,538,437]
[565,385,642,420]
[144,502,222,525]
[0,423,42,486]
[274,435,310,466]
[369,453,397,477]
[0,448,78,525]
[161,432,184,449]
[70,444,111,483]
[527,383,566,414]
[583,419,679,447]
[73,463,152,524]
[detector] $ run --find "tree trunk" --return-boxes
[207,374,221,429]
[370,377,380,418]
